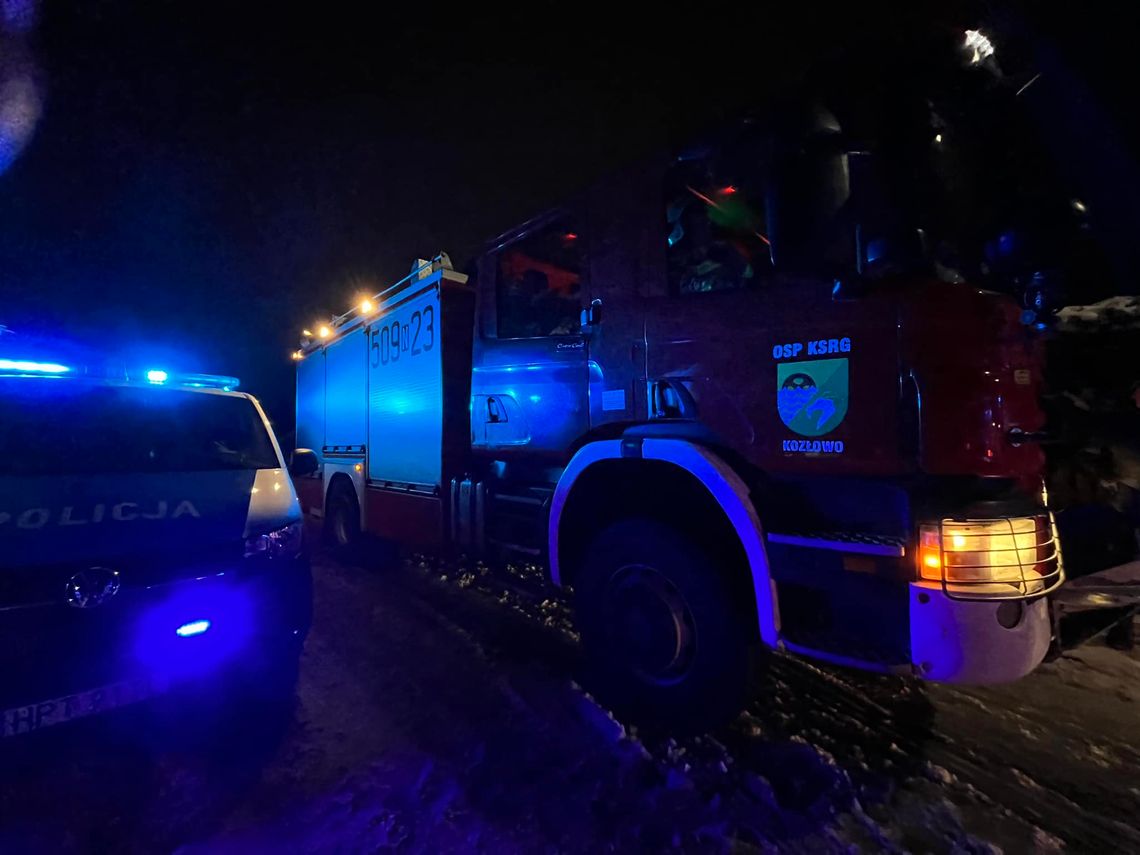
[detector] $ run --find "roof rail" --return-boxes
[300,252,465,352]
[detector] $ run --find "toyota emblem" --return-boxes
[65,567,122,609]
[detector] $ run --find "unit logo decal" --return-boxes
[776,357,848,437]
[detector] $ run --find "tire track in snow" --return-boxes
[763,655,1140,852]
[382,549,1140,852]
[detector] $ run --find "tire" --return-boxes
[324,479,362,557]
[575,518,762,734]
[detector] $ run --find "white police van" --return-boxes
[0,352,314,739]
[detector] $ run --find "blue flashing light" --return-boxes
[136,586,250,680]
[175,619,211,638]
[146,369,169,384]
[0,358,71,374]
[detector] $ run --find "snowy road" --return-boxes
[2,534,1138,853]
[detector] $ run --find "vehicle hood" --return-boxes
[0,469,298,570]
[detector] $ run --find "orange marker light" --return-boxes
[918,525,943,581]
[919,551,942,581]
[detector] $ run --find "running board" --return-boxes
[486,537,542,557]
[766,531,906,557]
[780,638,913,676]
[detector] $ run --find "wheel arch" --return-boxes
[550,438,779,647]
[324,468,365,528]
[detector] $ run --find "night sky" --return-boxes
[0,2,1133,432]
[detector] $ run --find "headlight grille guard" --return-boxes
[922,514,1065,602]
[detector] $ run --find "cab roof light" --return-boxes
[0,358,72,374]
[297,255,459,349]
[964,29,994,64]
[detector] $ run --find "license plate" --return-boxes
[2,676,160,738]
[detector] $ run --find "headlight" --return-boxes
[244,520,303,559]
[917,515,1063,599]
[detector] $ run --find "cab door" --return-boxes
[471,212,590,463]
[581,160,661,428]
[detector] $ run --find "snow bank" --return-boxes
[1056,295,1140,332]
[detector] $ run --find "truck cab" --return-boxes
[464,139,1059,720]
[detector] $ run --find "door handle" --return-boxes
[487,396,504,423]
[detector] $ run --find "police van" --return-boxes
[0,352,313,739]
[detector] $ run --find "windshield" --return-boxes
[0,381,279,476]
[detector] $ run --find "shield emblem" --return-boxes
[777,358,848,437]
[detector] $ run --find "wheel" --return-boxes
[324,479,362,556]
[574,518,762,734]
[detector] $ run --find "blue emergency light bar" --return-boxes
[0,356,239,390]
[138,369,239,390]
[0,358,72,374]
[125,369,239,390]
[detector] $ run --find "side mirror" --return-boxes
[831,274,870,301]
[579,298,603,327]
[289,448,320,478]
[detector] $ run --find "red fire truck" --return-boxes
[291,31,1134,729]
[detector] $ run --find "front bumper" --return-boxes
[909,581,1052,683]
[910,559,1140,683]
[906,507,1064,682]
[0,556,312,735]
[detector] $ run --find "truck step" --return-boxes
[779,627,910,673]
[486,537,542,557]
[766,530,906,558]
[492,493,547,507]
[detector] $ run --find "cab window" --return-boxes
[495,219,583,338]
[664,155,773,295]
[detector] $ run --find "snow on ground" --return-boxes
[1055,296,1140,332]
[1,534,1138,853]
